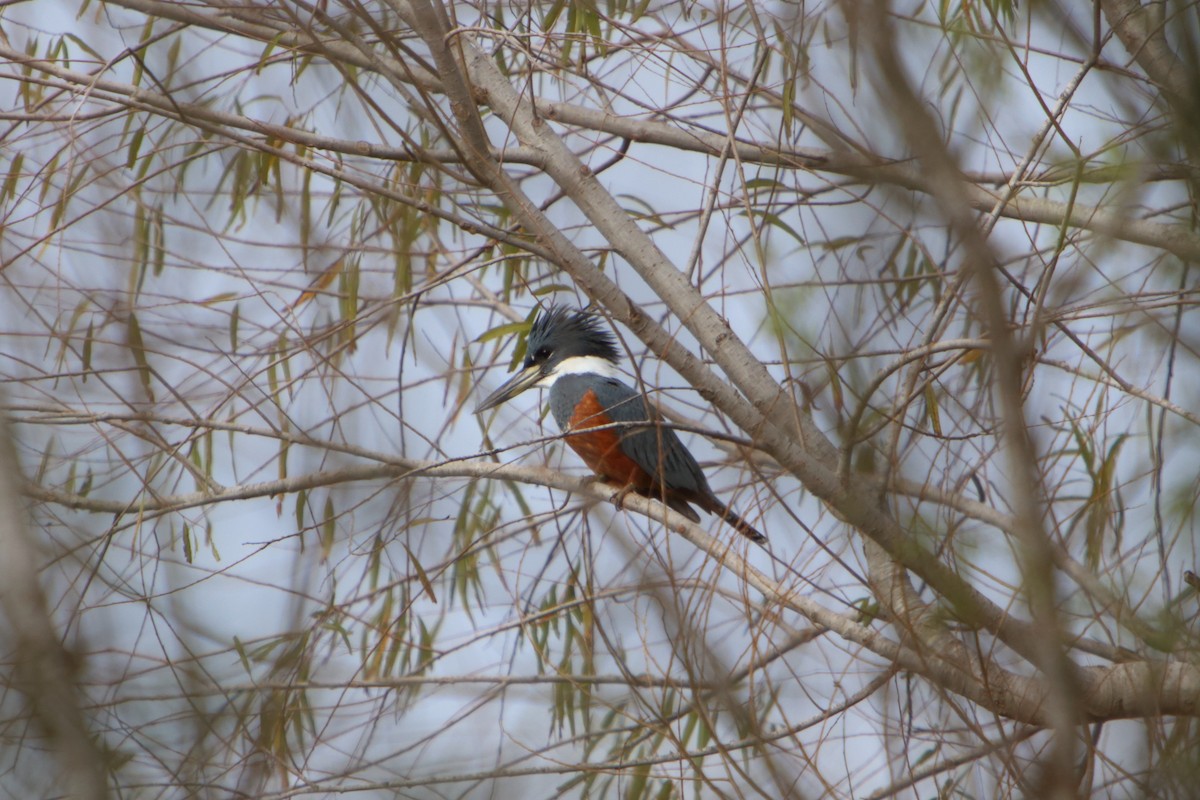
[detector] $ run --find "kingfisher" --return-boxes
[475,306,766,545]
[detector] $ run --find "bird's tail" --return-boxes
[705,498,768,547]
[667,491,768,547]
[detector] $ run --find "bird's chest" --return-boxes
[548,378,653,489]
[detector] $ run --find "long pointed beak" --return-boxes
[474,364,543,413]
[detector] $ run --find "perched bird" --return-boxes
[475,306,766,545]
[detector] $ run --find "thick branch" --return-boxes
[0,406,107,800]
[28,442,1200,726]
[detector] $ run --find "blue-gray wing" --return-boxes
[549,374,712,497]
[548,374,767,544]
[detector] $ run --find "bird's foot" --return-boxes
[605,481,636,507]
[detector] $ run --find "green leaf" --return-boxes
[404,544,437,605]
[474,321,529,344]
[542,0,567,31]
[126,125,144,170]
[924,384,942,436]
[2,152,23,203]
[322,496,336,559]
[81,319,93,381]
[229,302,239,351]
[126,313,155,400]
[625,761,651,800]
[295,489,307,536]
[183,523,194,564]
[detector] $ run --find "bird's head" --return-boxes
[474,307,621,413]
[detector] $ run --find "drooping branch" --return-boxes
[46,1,1200,261]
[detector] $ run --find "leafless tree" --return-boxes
[1,0,1198,797]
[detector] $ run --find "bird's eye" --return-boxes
[534,346,551,361]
